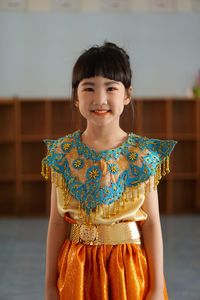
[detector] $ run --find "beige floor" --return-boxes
[0,216,199,300]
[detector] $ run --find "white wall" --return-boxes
[0,12,200,97]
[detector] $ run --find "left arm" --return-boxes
[141,176,165,300]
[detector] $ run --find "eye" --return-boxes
[107,87,117,92]
[83,87,94,92]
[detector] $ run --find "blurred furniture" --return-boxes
[0,97,199,216]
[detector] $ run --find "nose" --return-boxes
[93,89,108,106]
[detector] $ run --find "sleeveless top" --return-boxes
[41,130,177,225]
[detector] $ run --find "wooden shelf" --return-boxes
[172,179,197,213]
[142,100,167,134]
[49,133,67,139]
[172,100,197,135]
[21,134,47,141]
[0,176,16,182]
[0,182,16,215]
[0,97,200,216]
[0,100,15,140]
[170,134,197,141]
[172,140,197,173]
[172,173,199,180]
[157,180,167,213]
[0,143,16,178]
[20,100,46,136]
[21,141,45,175]
[142,133,168,139]
[22,174,43,181]
[19,182,46,216]
[0,138,15,143]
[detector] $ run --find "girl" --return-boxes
[41,42,177,300]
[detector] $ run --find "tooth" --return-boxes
[95,110,107,113]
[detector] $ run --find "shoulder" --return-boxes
[42,131,77,153]
[125,132,178,185]
[129,132,178,161]
[41,131,78,176]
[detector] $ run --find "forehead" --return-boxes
[79,76,122,86]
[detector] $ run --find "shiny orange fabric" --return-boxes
[57,240,168,300]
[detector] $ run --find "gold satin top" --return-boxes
[41,130,177,224]
[56,176,148,225]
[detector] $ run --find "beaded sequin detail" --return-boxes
[41,130,177,222]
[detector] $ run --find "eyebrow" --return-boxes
[81,81,120,86]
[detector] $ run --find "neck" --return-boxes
[81,124,127,144]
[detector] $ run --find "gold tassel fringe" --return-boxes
[41,156,171,222]
[41,161,72,210]
[153,155,170,189]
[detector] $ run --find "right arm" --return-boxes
[45,183,71,300]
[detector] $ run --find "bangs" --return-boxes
[72,46,131,93]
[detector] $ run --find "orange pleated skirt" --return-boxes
[57,240,168,300]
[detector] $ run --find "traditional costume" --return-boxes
[41,130,177,300]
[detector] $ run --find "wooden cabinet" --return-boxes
[0,97,199,216]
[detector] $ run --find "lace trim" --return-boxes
[41,156,170,224]
[74,130,136,161]
[41,131,177,224]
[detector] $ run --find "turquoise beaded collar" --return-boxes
[74,129,136,161]
[41,130,177,218]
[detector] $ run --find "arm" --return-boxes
[45,183,71,300]
[141,176,165,299]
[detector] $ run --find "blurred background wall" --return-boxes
[0,0,200,97]
[0,1,200,299]
[0,0,200,218]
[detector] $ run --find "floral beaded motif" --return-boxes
[127,151,138,162]
[72,158,84,169]
[108,164,119,174]
[86,166,102,180]
[61,142,72,153]
[41,130,177,219]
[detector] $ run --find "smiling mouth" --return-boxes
[91,110,111,115]
[91,109,111,112]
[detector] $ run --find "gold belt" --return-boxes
[69,221,142,246]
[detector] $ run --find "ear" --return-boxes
[74,99,79,107]
[124,97,130,106]
[73,88,79,107]
[124,86,133,106]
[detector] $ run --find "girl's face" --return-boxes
[75,76,131,128]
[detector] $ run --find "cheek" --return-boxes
[110,96,125,108]
[77,90,92,102]
[77,89,82,100]
[78,99,90,113]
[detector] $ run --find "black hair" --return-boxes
[71,41,132,101]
